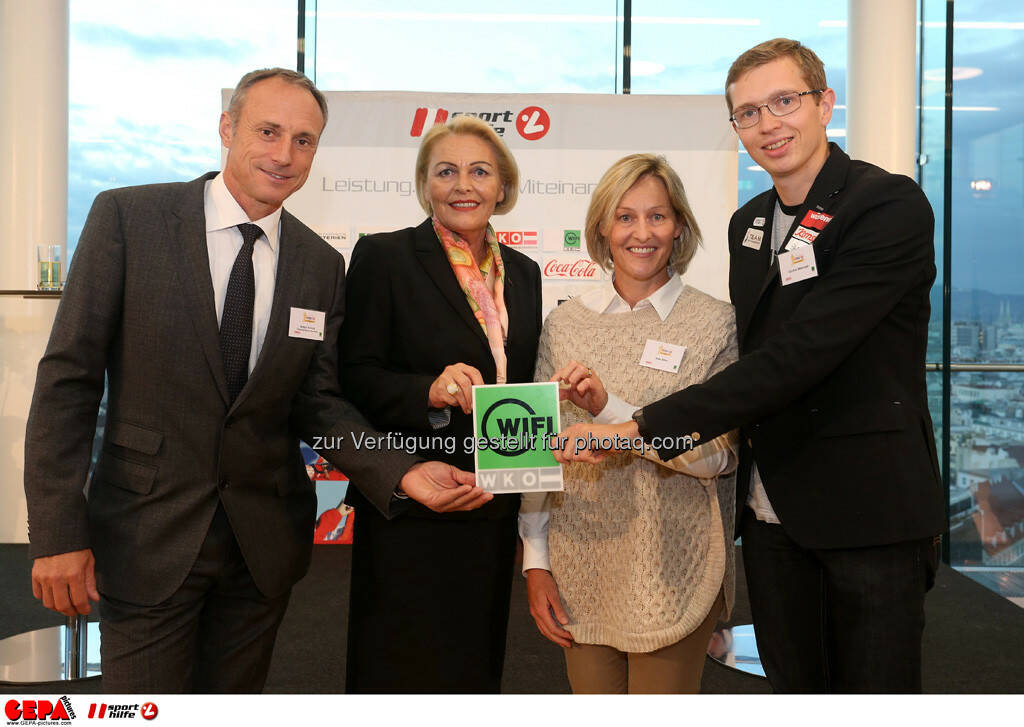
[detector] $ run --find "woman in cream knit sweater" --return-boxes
[519,154,738,694]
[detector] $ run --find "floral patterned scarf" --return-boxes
[432,216,509,383]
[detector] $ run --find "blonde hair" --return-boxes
[725,38,827,111]
[585,154,701,275]
[414,116,519,216]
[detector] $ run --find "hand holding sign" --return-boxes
[550,360,608,416]
[428,362,484,414]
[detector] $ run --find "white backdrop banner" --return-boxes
[224,90,738,315]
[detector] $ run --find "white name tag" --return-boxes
[289,307,326,340]
[742,228,764,250]
[778,246,819,286]
[639,339,686,373]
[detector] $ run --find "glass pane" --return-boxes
[949,2,1024,367]
[949,371,1024,605]
[313,1,621,94]
[920,0,947,366]
[68,0,297,254]
[629,1,848,205]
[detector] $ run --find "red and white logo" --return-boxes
[496,230,539,247]
[542,258,600,280]
[791,226,819,245]
[5,699,73,722]
[410,107,450,137]
[516,106,550,141]
[800,210,833,231]
[87,702,156,720]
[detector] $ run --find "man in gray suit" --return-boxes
[24,68,491,693]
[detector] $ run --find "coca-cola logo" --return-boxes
[543,258,600,279]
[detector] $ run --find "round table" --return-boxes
[0,616,100,684]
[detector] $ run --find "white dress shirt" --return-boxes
[745,202,794,525]
[519,274,735,572]
[204,173,282,375]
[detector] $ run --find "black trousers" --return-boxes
[345,506,518,694]
[99,504,291,693]
[740,509,938,693]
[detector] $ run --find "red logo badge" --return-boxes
[410,107,449,137]
[800,210,833,231]
[496,231,539,247]
[140,703,158,721]
[516,106,550,141]
[5,699,72,721]
[542,259,600,280]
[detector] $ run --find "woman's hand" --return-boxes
[550,421,639,465]
[428,363,485,414]
[550,360,608,417]
[525,568,573,647]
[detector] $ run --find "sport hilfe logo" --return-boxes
[410,106,551,140]
[86,702,157,720]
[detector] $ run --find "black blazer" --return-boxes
[642,145,945,549]
[340,218,543,520]
[24,173,414,605]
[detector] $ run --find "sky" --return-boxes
[66,0,1024,298]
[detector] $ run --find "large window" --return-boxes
[67,0,296,252]
[930,1,1024,605]
[628,1,848,205]
[312,2,622,94]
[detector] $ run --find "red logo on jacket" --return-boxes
[800,210,833,230]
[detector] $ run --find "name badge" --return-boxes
[778,246,819,286]
[289,307,326,341]
[639,339,686,373]
[742,228,764,250]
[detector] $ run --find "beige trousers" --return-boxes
[563,590,725,694]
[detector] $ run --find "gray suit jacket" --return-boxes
[24,172,413,605]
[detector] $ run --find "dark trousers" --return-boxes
[740,509,938,693]
[346,506,518,694]
[99,504,291,693]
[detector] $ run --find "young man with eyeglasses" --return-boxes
[552,38,944,692]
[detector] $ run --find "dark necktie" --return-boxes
[220,223,261,403]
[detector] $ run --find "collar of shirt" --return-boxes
[577,272,683,321]
[205,172,282,252]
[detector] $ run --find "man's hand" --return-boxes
[31,549,99,617]
[399,461,493,513]
[526,568,573,647]
[549,421,639,464]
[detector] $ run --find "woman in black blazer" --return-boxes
[340,116,543,693]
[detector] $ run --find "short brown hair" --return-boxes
[585,154,701,276]
[725,38,827,111]
[415,116,519,216]
[227,68,328,128]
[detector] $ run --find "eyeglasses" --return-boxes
[729,90,824,129]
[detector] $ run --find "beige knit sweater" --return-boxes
[535,286,738,653]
